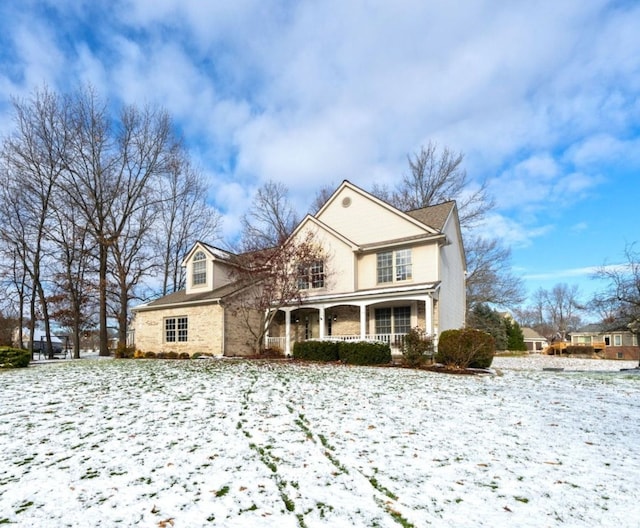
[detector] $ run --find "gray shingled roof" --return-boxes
[137,282,244,310]
[405,201,455,231]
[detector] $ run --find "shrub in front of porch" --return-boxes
[400,327,434,368]
[435,329,495,369]
[292,341,340,362]
[338,341,391,366]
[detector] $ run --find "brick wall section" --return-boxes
[134,303,224,356]
[224,304,262,357]
[600,346,640,361]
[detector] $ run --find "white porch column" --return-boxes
[285,309,292,356]
[318,306,325,340]
[360,304,367,339]
[424,296,433,336]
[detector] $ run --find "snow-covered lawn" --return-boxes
[1,356,639,527]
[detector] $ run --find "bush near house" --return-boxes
[0,348,31,368]
[400,327,434,367]
[435,329,495,369]
[292,341,340,362]
[338,341,392,366]
[293,340,392,365]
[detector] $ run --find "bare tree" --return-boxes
[465,236,525,308]
[46,195,96,358]
[0,88,67,357]
[593,242,640,323]
[153,156,222,296]
[378,141,494,229]
[228,230,326,354]
[309,183,337,214]
[522,284,583,340]
[240,180,299,250]
[59,87,178,355]
[371,141,523,313]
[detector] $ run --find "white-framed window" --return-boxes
[375,306,411,334]
[614,334,622,346]
[165,316,188,342]
[192,251,207,286]
[298,261,325,290]
[377,249,412,284]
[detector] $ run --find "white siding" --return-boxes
[436,216,466,332]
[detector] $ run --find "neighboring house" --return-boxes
[521,327,548,352]
[570,323,639,360]
[131,180,466,357]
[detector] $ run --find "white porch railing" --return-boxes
[265,336,287,351]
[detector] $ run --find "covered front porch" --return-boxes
[265,292,437,356]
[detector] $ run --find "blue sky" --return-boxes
[1,1,638,314]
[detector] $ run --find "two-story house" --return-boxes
[131,180,466,357]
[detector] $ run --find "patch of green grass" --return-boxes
[368,476,398,501]
[514,496,529,503]
[215,485,230,497]
[15,501,34,514]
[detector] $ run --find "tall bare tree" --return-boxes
[465,236,525,308]
[240,180,299,250]
[371,141,523,311]
[593,242,640,324]
[60,87,178,355]
[519,283,583,340]
[153,156,222,296]
[46,194,96,358]
[0,88,67,357]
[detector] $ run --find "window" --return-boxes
[377,249,412,283]
[393,306,411,334]
[375,308,392,334]
[165,317,188,342]
[377,252,393,283]
[192,251,207,286]
[298,261,324,289]
[614,334,622,346]
[375,306,411,335]
[395,249,412,281]
[311,261,325,288]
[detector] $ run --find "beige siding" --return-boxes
[318,187,427,245]
[185,247,234,295]
[133,303,224,356]
[356,243,439,290]
[295,222,356,295]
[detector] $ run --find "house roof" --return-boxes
[405,201,456,231]
[135,282,244,311]
[182,241,236,267]
[521,327,547,341]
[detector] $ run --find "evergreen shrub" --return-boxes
[435,328,495,369]
[0,348,31,368]
[292,340,339,362]
[338,341,391,365]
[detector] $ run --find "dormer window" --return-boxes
[192,251,207,286]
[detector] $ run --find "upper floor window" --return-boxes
[377,249,412,284]
[165,316,188,342]
[298,261,325,289]
[192,251,207,286]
